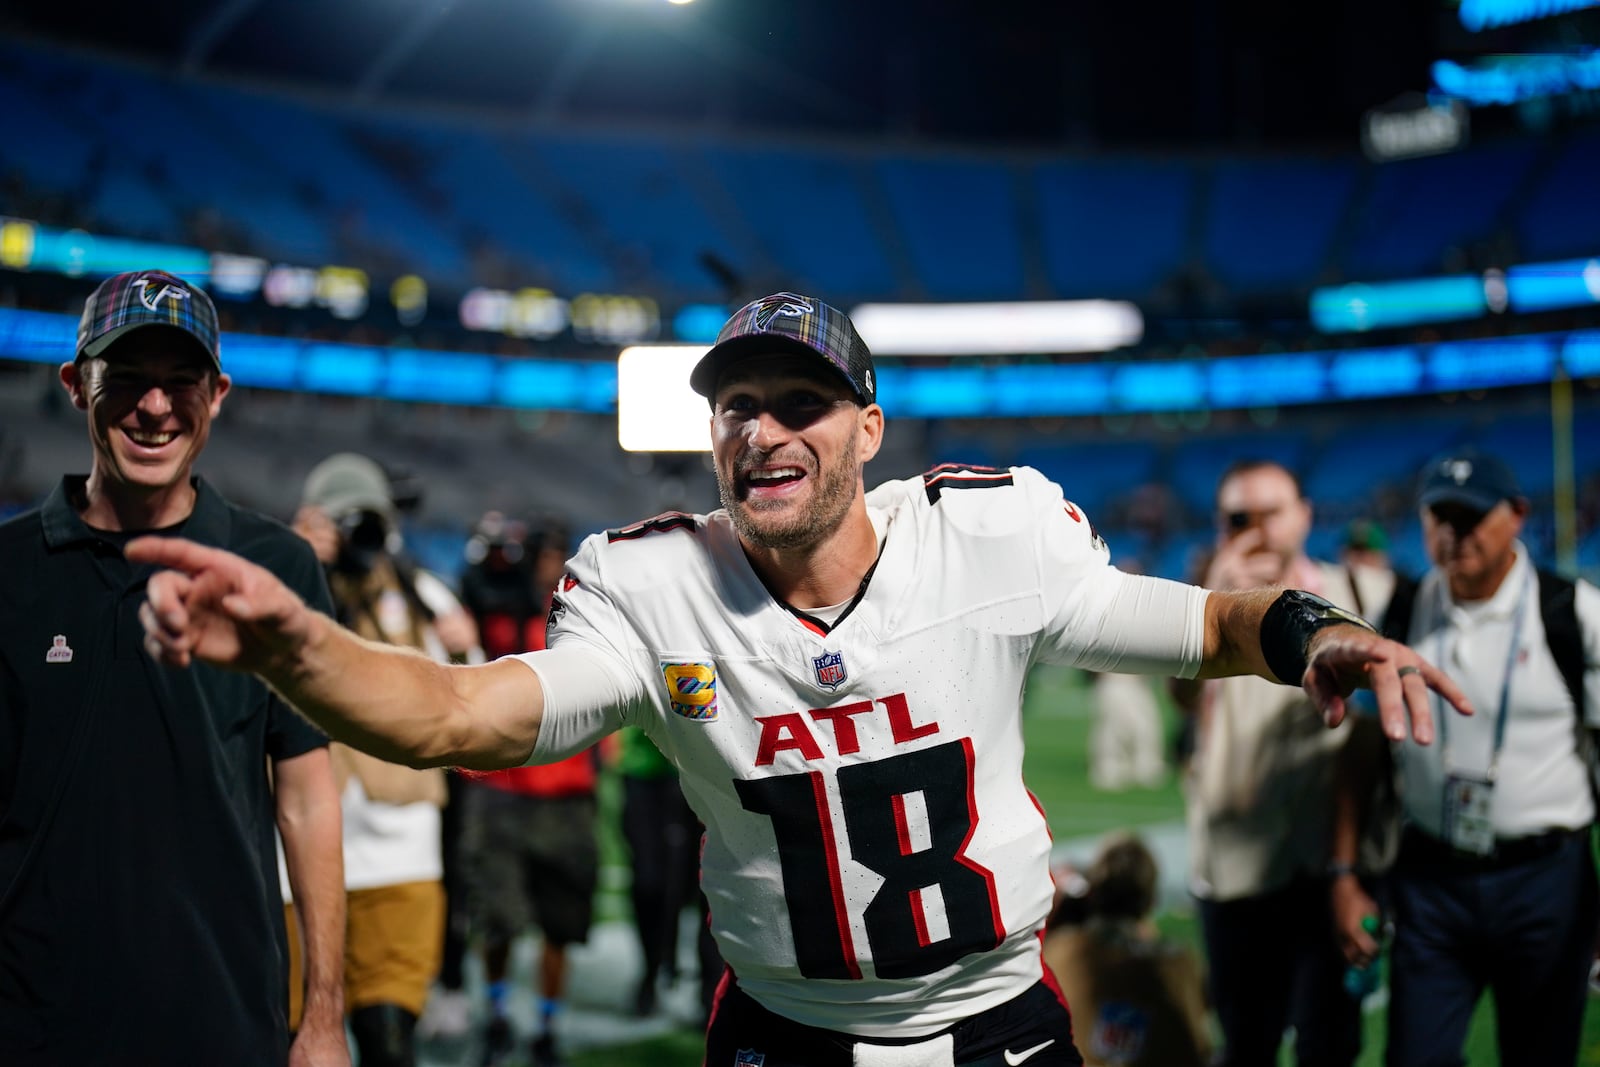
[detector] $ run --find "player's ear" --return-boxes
[59,361,90,411]
[856,403,884,463]
[208,372,233,416]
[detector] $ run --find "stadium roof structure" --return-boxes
[1,0,1436,148]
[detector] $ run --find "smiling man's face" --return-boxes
[710,354,877,552]
[62,328,230,502]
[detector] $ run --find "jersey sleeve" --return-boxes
[511,533,651,763]
[1020,466,1209,678]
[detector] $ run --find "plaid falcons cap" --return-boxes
[76,269,220,369]
[689,292,876,405]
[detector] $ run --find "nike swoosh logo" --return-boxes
[1004,1039,1056,1065]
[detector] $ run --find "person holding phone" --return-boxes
[1174,459,1394,1067]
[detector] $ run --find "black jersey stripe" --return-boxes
[922,466,1014,504]
[606,512,697,543]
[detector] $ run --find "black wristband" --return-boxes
[1258,589,1376,685]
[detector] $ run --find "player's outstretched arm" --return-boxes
[1198,586,1473,744]
[128,536,544,770]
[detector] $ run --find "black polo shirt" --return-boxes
[0,476,331,1065]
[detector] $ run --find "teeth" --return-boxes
[748,467,803,483]
[127,430,177,447]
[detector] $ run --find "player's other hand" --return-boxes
[1302,624,1473,744]
[128,536,313,677]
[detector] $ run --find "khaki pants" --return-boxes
[286,879,445,1028]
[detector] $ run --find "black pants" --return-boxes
[1197,875,1361,1067]
[704,980,1083,1067]
[1386,828,1597,1067]
[622,774,722,1014]
[436,770,474,989]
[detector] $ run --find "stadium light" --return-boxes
[617,344,712,453]
[848,300,1144,356]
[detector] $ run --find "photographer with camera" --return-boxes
[284,453,481,1067]
[1174,459,1393,1067]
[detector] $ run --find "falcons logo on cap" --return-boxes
[753,294,812,331]
[133,278,191,313]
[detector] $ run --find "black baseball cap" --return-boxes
[1417,448,1525,513]
[689,292,876,406]
[75,269,220,369]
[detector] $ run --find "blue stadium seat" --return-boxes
[521,134,738,299]
[875,158,1024,300]
[1346,140,1540,279]
[1014,441,1159,519]
[1517,126,1600,261]
[699,145,898,299]
[1462,412,1600,498]
[0,72,100,192]
[1034,160,1191,297]
[386,121,614,292]
[87,170,181,242]
[1166,431,1307,518]
[193,88,471,282]
[1205,157,1357,292]
[1301,417,1464,506]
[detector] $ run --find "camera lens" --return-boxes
[341,510,390,551]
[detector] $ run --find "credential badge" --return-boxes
[812,649,847,691]
[734,1051,766,1067]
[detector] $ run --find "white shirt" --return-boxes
[515,466,1208,1037]
[1396,543,1600,839]
[1187,561,1389,901]
[279,566,468,899]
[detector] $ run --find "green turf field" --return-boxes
[574,665,1600,1067]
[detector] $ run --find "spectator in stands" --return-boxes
[458,519,598,1067]
[1175,459,1391,1067]
[1043,832,1210,1067]
[1330,448,1600,1067]
[284,452,480,1067]
[0,270,348,1066]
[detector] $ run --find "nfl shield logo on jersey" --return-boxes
[734,1051,766,1067]
[812,650,847,691]
[662,660,719,721]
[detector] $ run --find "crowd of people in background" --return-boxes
[1,271,1594,1067]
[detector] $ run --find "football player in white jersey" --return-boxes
[130,294,1471,1067]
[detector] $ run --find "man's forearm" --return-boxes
[273,612,538,770]
[1196,587,1280,680]
[277,751,346,1031]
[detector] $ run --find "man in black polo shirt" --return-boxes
[0,270,350,1065]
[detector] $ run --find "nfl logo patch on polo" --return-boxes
[734,1050,766,1067]
[662,660,718,721]
[812,649,847,691]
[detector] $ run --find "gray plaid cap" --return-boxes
[76,269,220,368]
[690,292,876,405]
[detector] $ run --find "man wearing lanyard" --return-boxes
[1331,448,1600,1067]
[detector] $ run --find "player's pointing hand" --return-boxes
[130,536,314,677]
[1302,624,1473,745]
